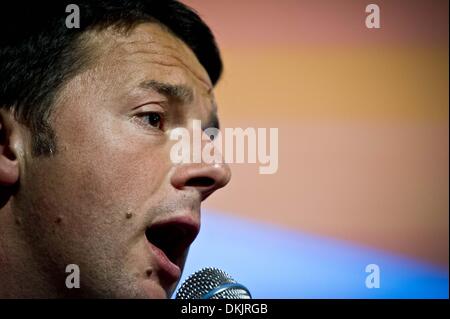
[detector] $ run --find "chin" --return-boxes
[140,280,171,299]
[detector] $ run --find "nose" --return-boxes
[170,161,231,201]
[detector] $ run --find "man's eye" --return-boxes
[140,112,164,130]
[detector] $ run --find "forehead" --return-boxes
[88,22,213,91]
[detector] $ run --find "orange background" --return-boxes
[184,0,449,267]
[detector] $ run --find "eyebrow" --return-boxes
[139,80,194,104]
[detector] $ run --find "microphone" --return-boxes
[175,267,252,299]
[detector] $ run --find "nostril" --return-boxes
[185,177,215,188]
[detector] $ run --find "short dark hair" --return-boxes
[0,0,222,156]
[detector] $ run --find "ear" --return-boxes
[0,109,21,186]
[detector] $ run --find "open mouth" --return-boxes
[145,218,200,272]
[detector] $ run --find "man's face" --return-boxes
[14,23,230,298]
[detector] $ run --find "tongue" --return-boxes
[146,227,183,264]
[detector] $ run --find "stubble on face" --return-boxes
[12,22,215,298]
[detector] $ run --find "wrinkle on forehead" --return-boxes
[87,22,213,91]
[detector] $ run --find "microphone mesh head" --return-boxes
[175,267,251,299]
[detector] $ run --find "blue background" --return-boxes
[175,210,449,299]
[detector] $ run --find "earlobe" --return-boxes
[0,156,18,186]
[0,111,20,186]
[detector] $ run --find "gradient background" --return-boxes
[176,0,449,298]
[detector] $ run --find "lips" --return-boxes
[145,216,200,285]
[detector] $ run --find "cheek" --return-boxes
[22,107,170,241]
[55,104,169,207]
[13,118,172,277]
[60,131,168,222]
